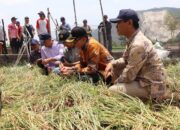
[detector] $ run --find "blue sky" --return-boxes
[0,0,180,30]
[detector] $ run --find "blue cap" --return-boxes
[40,34,51,41]
[31,39,39,45]
[110,9,139,23]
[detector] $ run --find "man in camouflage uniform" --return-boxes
[105,9,167,99]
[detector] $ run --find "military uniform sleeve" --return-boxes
[116,45,147,83]
[111,46,127,67]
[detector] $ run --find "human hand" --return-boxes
[61,67,75,76]
[105,63,113,79]
[42,59,50,65]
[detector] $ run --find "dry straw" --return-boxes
[0,62,179,129]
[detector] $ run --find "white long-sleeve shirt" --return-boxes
[41,41,64,67]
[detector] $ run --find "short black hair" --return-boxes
[71,27,87,39]
[123,19,139,29]
[132,19,139,29]
[60,17,65,21]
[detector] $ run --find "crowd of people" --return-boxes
[0,11,113,54]
[0,9,171,100]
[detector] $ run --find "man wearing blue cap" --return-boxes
[37,34,64,75]
[105,9,167,100]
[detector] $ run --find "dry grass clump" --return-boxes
[0,63,179,130]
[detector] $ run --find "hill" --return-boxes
[141,7,180,20]
[92,7,180,43]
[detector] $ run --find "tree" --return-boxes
[164,11,178,40]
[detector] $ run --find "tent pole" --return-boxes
[47,8,51,35]
[99,0,108,47]
[73,0,78,26]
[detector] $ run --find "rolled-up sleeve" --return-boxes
[117,45,147,83]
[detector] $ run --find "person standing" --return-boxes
[23,17,35,53]
[82,19,92,36]
[98,15,112,52]
[8,17,19,53]
[36,11,50,44]
[23,17,35,38]
[105,9,167,100]
[16,21,23,50]
[0,24,6,54]
[60,17,71,31]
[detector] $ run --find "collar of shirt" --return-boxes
[25,24,30,26]
[127,29,139,45]
[81,38,89,51]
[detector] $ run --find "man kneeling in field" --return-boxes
[105,9,167,100]
[60,27,113,84]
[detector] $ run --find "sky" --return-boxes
[0,0,180,31]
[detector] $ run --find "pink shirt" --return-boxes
[8,23,18,39]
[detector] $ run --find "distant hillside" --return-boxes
[140,7,180,20]
[92,7,180,43]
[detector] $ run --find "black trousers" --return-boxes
[37,59,49,75]
[10,38,20,54]
[78,72,112,85]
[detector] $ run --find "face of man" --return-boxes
[31,44,39,51]
[116,19,132,36]
[25,18,29,24]
[44,39,53,48]
[74,37,86,49]
[103,15,108,22]
[39,14,45,20]
[12,19,16,24]
[61,19,65,24]
[83,21,87,25]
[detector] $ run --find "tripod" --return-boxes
[14,27,32,66]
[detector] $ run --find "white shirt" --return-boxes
[41,41,64,67]
[36,19,49,35]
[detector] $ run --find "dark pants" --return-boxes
[37,59,49,75]
[102,34,112,52]
[10,38,20,54]
[77,72,112,85]
[29,51,41,64]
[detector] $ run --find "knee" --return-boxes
[36,59,44,68]
[108,83,126,93]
